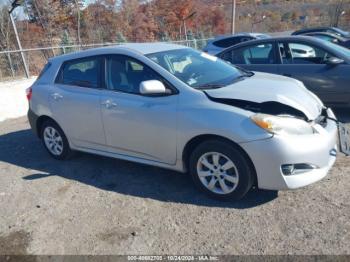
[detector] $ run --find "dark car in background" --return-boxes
[217,36,350,107]
[203,33,270,55]
[300,32,350,49]
[292,27,350,38]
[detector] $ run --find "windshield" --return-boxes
[322,40,350,57]
[146,48,246,89]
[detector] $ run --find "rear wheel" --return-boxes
[41,120,72,160]
[189,140,254,200]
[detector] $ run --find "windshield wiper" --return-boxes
[243,71,254,77]
[234,65,255,77]
[195,84,225,90]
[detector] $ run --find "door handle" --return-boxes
[51,93,63,101]
[101,100,117,109]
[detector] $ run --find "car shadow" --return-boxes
[0,128,279,209]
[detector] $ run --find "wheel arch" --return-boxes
[182,134,258,185]
[36,115,61,138]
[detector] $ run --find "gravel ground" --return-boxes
[0,111,349,255]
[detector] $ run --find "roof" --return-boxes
[235,35,326,44]
[211,32,269,41]
[49,43,187,62]
[302,31,346,40]
[119,43,187,54]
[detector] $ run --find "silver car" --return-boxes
[27,43,340,200]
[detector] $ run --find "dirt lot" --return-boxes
[0,110,349,255]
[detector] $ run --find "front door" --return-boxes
[100,55,178,164]
[277,41,350,106]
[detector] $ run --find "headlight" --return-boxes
[251,113,315,136]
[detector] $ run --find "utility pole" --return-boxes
[182,11,196,44]
[231,0,236,34]
[9,0,30,78]
[75,0,81,49]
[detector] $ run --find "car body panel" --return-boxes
[299,32,350,49]
[276,63,350,106]
[99,89,179,164]
[241,111,338,190]
[205,72,322,120]
[203,33,270,55]
[28,43,338,192]
[49,83,106,148]
[217,36,350,107]
[292,27,350,38]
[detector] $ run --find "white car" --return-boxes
[290,43,316,57]
[27,43,347,200]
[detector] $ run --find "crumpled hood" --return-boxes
[205,72,323,120]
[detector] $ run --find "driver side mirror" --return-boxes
[139,80,167,95]
[325,57,344,66]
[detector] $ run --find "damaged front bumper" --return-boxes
[239,108,338,190]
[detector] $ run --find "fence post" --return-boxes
[9,13,30,79]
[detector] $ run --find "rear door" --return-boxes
[277,41,350,106]
[219,41,279,74]
[50,56,106,148]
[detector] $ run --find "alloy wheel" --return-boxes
[196,152,239,195]
[43,126,64,156]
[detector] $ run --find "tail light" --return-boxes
[26,87,32,101]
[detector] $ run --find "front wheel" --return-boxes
[189,140,255,200]
[41,120,72,160]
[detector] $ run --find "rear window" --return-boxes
[56,57,101,88]
[214,37,241,48]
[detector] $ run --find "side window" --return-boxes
[214,37,239,48]
[106,56,172,94]
[287,43,331,64]
[58,57,101,88]
[229,43,276,65]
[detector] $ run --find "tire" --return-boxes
[40,119,72,160]
[189,139,255,200]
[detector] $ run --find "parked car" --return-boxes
[27,43,340,200]
[217,36,350,107]
[292,27,350,38]
[288,43,316,57]
[203,33,270,55]
[298,32,350,49]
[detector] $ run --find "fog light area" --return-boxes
[281,163,318,176]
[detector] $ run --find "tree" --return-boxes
[0,7,16,77]
[116,31,127,43]
[328,0,345,27]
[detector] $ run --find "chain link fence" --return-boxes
[0,38,211,82]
